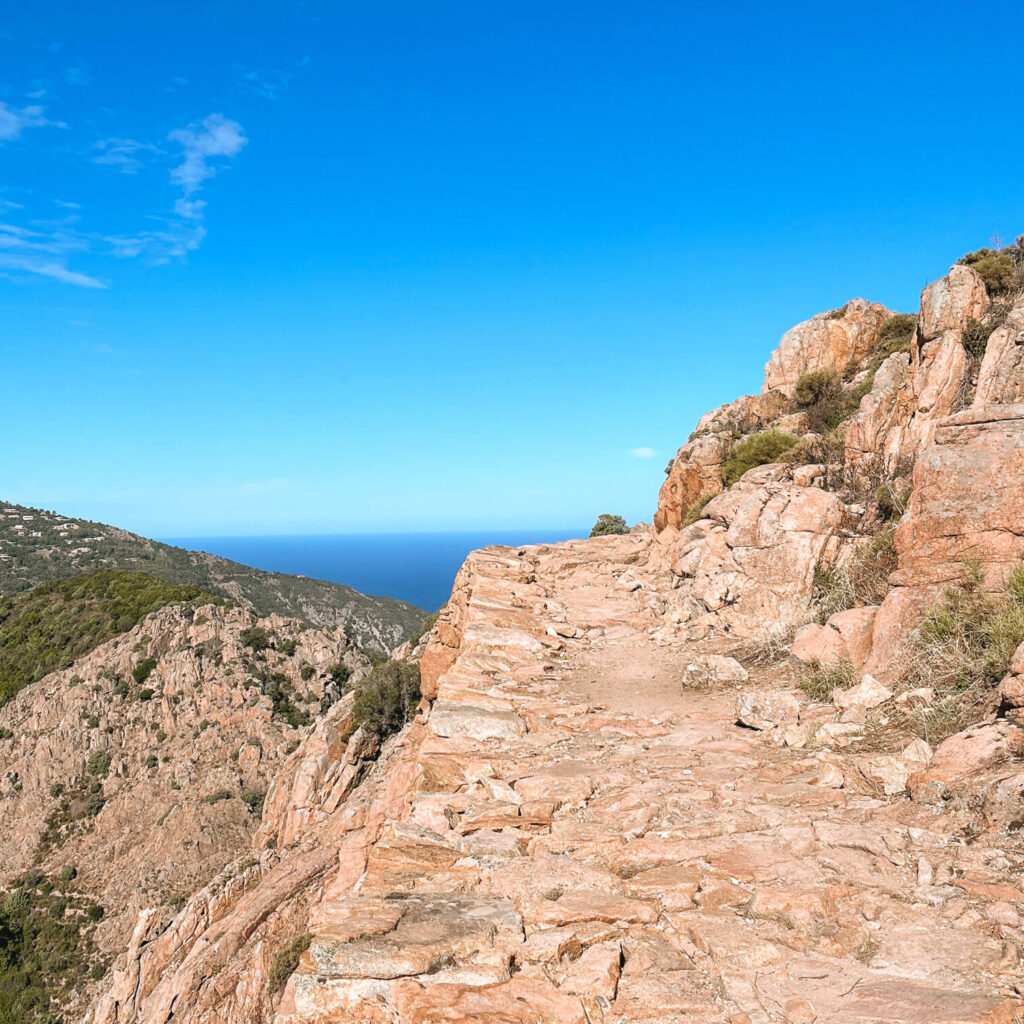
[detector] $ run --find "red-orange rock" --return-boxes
[762,298,891,397]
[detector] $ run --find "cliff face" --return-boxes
[84,247,1024,1024]
[0,602,365,1016]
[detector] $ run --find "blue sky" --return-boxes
[3,0,1023,536]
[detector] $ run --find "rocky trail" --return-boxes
[277,536,1024,1024]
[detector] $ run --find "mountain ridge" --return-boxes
[0,501,424,653]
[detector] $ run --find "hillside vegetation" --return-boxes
[0,571,217,707]
[0,502,424,652]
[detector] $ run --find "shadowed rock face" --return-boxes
[82,251,1024,1023]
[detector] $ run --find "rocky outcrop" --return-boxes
[663,466,846,637]
[845,264,988,466]
[87,691,401,1024]
[975,291,1024,405]
[762,298,891,397]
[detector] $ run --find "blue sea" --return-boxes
[161,530,586,612]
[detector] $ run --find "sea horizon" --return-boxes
[159,528,588,612]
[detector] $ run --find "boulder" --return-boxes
[654,433,729,532]
[832,674,892,712]
[679,480,846,637]
[974,292,1024,405]
[918,264,988,341]
[791,623,846,665]
[683,654,748,687]
[736,691,800,731]
[791,607,877,669]
[909,722,1024,802]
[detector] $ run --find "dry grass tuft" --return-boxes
[895,560,1024,741]
[735,619,806,666]
[813,526,897,623]
[799,658,857,702]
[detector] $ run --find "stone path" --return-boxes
[281,537,1024,1024]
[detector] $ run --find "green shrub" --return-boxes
[1006,564,1024,606]
[958,247,1017,295]
[0,726,12,740]
[875,482,911,522]
[239,626,272,652]
[418,609,442,638]
[90,962,106,980]
[59,866,76,883]
[279,638,299,657]
[85,750,111,778]
[241,789,266,816]
[722,431,800,486]
[326,662,351,687]
[268,932,313,997]
[132,657,156,684]
[0,571,219,708]
[255,669,310,729]
[112,679,129,698]
[589,514,628,537]
[878,312,917,344]
[136,688,154,702]
[961,317,992,356]
[299,663,315,681]
[351,660,421,739]
[86,904,104,922]
[682,492,715,527]
[201,789,232,805]
[144,754,157,770]
[877,313,917,356]
[794,367,841,407]
[799,659,858,702]
[0,875,102,1022]
[793,368,846,432]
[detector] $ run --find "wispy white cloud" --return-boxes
[169,113,247,194]
[2,106,246,286]
[93,136,161,174]
[0,101,61,141]
[629,447,657,459]
[102,216,206,263]
[0,220,103,287]
[0,253,105,288]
